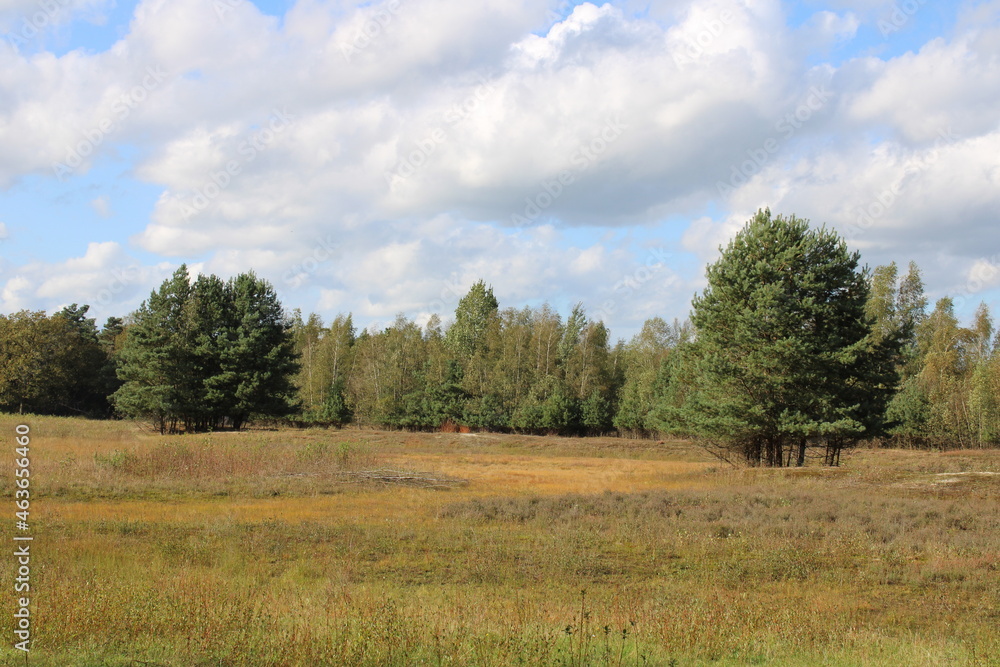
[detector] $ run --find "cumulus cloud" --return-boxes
[0,241,169,322]
[90,194,112,217]
[0,0,998,332]
[0,0,111,35]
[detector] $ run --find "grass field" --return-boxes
[1,415,998,666]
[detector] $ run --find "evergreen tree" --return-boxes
[315,376,353,426]
[221,272,300,429]
[53,304,119,416]
[113,267,299,432]
[113,266,194,433]
[187,274,232,430]
[581,388,612,435]
[540,378,580,434]
[678,209,897,466]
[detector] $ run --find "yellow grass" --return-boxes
[0,414,998,666]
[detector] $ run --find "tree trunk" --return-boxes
[796,437,807,467]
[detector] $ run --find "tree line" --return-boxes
[1,210,998,462]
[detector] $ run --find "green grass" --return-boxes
[0,415,998,665]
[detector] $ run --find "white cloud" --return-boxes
[0,242,168,322]
[90,195,112,217]
[846,35,1000,143]
[0,0,111,34]
[1,0,999,332]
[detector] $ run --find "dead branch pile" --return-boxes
[331,469,468,489]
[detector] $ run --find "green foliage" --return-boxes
[347,315,425,426]
[112,266,299,432]
[94,449,137,470]
[223,272,300,428]
[581,388,612,435]
[445,280,499,360]
[540,378,580,434]
[613,318,680,437]
[5,244,992,453]
[898,299,1000,448]
[462,393,509,430]
[511,391,545,433]
[391,359,468,429]
[885,375,932,443]
[677,209,898,465]
[0,305,119,416]
[312,376,353,426]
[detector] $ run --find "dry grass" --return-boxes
[0,415,998,665]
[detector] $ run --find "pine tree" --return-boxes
[113,267,299,432]
[113,266,194,433]
[679,209,897,466]
[221,272,300,429]
[581,388,612,435]
[53,304,119,416]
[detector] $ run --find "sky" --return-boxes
[1,0,998,341]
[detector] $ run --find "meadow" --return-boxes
[1,415,998,666]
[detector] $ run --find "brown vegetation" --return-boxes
[1,415,998,665]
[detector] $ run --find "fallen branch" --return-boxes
[330,469,468,489]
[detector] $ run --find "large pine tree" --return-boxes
[113,266,299,432]
[678,209,899,466]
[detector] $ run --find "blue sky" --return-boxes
[1,0,999,340]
